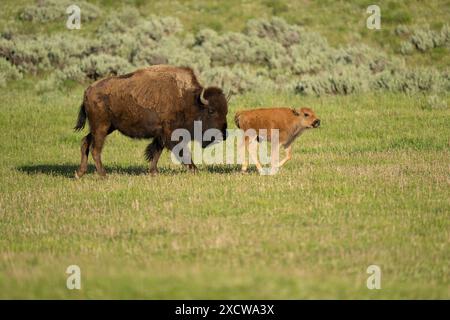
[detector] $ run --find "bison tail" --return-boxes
[145,138,163,162]
[74,103,87,132]
[234,111,242,129]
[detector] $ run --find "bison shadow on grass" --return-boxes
[17,164,245,177]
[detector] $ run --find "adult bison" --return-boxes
[73,65,228,177]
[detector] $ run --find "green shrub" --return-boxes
[372,68,445,94]
[81,54,133,80]
[0,57,22,87]
[97,32,139,61]
[19,0,100,23]
[44,34,97,68]
[400,41,414,55]
[398,24,450,54]
[440,24,450,46]
[0,34,97,73]
[56,65,86,83]
[411,27,442,52]
[245,17,301,47]
[2,13,448,97]
[201,65,276,94]
[35,74,61,93]
[0,37,50,73]
[423,95,448,109]
[133,15,183,41]
[395,25,410,36]
[295,66,371,96]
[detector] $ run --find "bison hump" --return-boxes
[127,72,185,113]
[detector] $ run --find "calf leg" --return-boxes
[145,137,164,175]
[277,145,292,168]
[240,136,249,172]
[248,136,263,172]
[270,141,281,169]
[75,133,92,179]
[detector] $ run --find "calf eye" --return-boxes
[304,113,310,117]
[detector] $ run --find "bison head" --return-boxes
[197,87,228,148]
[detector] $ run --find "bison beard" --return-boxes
[74,65,228,178]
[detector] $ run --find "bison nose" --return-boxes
[222,124,228,140]
[222,129,228,140]
[313,119,321,128]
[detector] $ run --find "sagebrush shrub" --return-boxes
[20,0,100,23]
[372,67,447,94]
[295,65,371,96]
[1,12,447,96]
[133,15,183,41]
[81,54,133,80]
[202,65,276,94]
[400,41,414,55]
[0,57,22,87]
[56,65,86,83]
[423,95,448,109]
[395,25,410,36]
[0,37,50,73]
[399,24,450,54]
[245,17,301,47]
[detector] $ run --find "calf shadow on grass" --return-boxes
[204,164,256,174]
[17,163,246,177]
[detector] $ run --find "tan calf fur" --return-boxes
[234,107,320,172]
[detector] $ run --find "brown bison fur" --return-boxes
[74,65,228,178]
[234,107,320,172]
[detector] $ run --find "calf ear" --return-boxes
[291,108,300,116]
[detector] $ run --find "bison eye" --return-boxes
[304,113,310,117]
[208,108,215,115]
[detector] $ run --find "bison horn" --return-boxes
[200,88,209,106]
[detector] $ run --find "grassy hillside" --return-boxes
[1,0,449,67]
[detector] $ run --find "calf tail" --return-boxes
[74,103,87,132]
[234,111,242,129]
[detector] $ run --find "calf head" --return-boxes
[297,107,320,129]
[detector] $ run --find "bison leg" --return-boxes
[75,133,92,179]
[179,147,197,173]
[91,127,112,177]
[277,145,292,168]
[145,138,164,175]
[166,140,197,173]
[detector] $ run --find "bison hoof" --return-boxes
[97,171,107,178]
[186,164,198,174]
[74,170,83,179]
[149,169,159,176]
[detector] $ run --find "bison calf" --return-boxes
[234,107,320,173]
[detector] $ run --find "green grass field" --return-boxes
[0,0,449,299]
[0,84,449,298]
